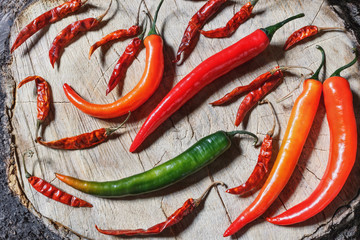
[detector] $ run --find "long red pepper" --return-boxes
[130,13,305,152]
[267,50,358,225]
[223,46,325,236]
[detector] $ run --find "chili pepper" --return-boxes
[49,0,112,68]
[173,0,227,63]
[227,99,275,195]
[23,151,92,208]
[17,76,51,138]
[130,13,305,152]
[267,50,358,225]
[283,25,345,51]
[63,0,165,119]
[11,0,86,53]
[223,46,325,237]
[200,0,258,38]
[56,130,257,197]
[95,181,226,236]
[36,112,130,150]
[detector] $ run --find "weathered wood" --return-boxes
[6,0,360,239]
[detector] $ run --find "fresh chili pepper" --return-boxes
[227,99,275,195]
[200,0,258,38]
[266,50,358,225]
[223,46,325,237]
[49,0,112,68]
[173,0,227,63]
[130,13,305,152]
[23,151,92,208]
[63,0,165,119]
[11,0,87,53]
[95,181,226,236]
[36,112,130,150]
[17,76,51,138]
[56,130,257,197]
[283,25,345,51]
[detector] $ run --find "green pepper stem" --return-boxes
[310,45,326,80]
[137,17,148,40]
[330,48,358,77]
[134,0,144,26]
[250,0,259,6]
[261,13,305,41]
[227,130,258,145]
[194,181,227,206]
[105,111,131,136]
[147,0,164,36]
[22,150,34,178]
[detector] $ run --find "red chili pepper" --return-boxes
[17,76,51,138]
[200,0,257,38]
[95,182,225,236]
[227,99,275,195]
[36,112,130,150]
[283,25,345,50]
[173,0,227,63]
[130,13,305,152]
[49,0,112,68]
[11,0,86,53]
[23,151,92,208]
[266,50,358,225]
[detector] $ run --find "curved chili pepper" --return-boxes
[63,0,165,119]
[56,130,257,197]
[267,50,357,225]
[223,46,325,237]
[49,0,112,68]
[11,0,86,53]
[200,0,258,38]
[283,25,345,50]
[36,112,130,150]
[227,99,275,195]
[95,182,226,236]
[129,13,305,152]
[23,151,92,208]
[17,76,51,138]
[173,0,227,63]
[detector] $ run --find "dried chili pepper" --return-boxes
[284,25,345,50]
[200,0,258,38]
[11,0,87,53]
[36,112,130,150]
[49,0,112,68]
[23,151,92,208]
[130,13,305,152]
[17,76,51,138]
[95,182,226,236]
[173,0,227,63]
[63,0,165,119]
[227,99,275,195]
[223,46,325,237]
[56,130,257,197]
[267,49,357,225]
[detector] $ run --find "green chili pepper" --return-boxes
[56,130,257,198]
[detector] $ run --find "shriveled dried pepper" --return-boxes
[200,0,258,38]
[18,76,51,138]
[95,182,226,236]
[23,151,92,208]
[49,0,112,68]
[173,0,227,63]
[11,0,87,53]
[36,112,130,150]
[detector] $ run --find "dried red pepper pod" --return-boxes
[17,76,51,138]
[11,0,87,53]
[95,181,225,236]
[36,112,130,150]
[200,0,258,38]
[22,151,92,208]
[49,0,112,68]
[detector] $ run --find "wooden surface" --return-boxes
[9,0,360,239]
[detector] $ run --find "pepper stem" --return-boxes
[318,27,345,32]
[194,182,227,207]
[35,120,42,140]
[137,14,148,41]
[310,45,326,80]
[81,0,88,5]
[226,130,258,145]
[330,48,358,77]
[22,150,34,178]
[135,0,144,26]
[261,13,305,41]
[269,66,313,75]
[147,0,164,36]
[250,0,259,6]
[259,99,276,137]
[105,111,131,136]
[96,0,112,22]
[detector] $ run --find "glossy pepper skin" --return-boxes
[56,130,257,197]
